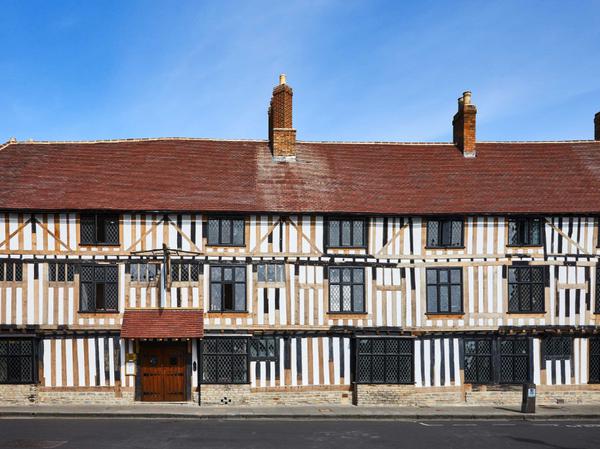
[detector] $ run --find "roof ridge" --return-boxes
[8,137,268,145]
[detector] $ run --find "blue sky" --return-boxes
[1,0,599,142]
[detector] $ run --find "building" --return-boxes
[0,76,600,406]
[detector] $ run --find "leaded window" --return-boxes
[0,261,23,282]
[170,262,200,282]
[249,337,278,361]
[508,217,542,246]
[201,337,248,384]
[508,266,545,313]
[464,339,493,384]
[426,219,463,248]
[48,263,75,282]
[257,264,285,283]
[80,265,119,312]
[499,338,530,384]
[356,338,413,384]
[0,339,35,384]
[329,267,365,313]
[210,265,246,312]
[596,267,600,314]
[327,218,366,248]
[543,336,572,360]
[590,338,600,383]
[129,263,159,283]
[80,214,119,245]
[207,218,245,246]
[426,268,463,314]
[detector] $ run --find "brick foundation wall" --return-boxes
[37,388,135,404]
[0,384,38,405]
[200,385,352,406]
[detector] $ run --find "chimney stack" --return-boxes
[269,74,296,160]
[595,112,600,141]
[452,91,477,157]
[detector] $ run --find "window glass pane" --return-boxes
[427,286,438,312]
[208,219,219,245]
[232,220,244,246]
[148,264,157,281]
[508,267,517,283]
[267,265,276,282]
[451,220,463,246]
[221,220,231,244]
[130,264,138,282]
[234,283,246,311]
[342,285,352,311]
[441,220,452,246]
[328,221,339,247]
[49,263,57,282]
[104,216,119,244]
[257,265,265,282]
[439,286,449,312]
[520,267,531,282]
[342,268,351,283]
[352,220,364,246]
[81,283,95,312]
[354,268,364,283]
[235,267,245,281]
[276,264,284,282]
[210,284,222,311]
[341,221,351,246]
[427,221,439,247]
[508,220,519,245]
[223,268,233,281]
[353,285,364,312]
[329,285,340,311]
[450,268,461,283]
[530,219,541,245]
[211,266,221,281]
[450,286,462,312]
[426,269,437,284]
[531,267,543,283]
[329,268,340,283]
[519,284,531,311]
[439,269,448,283]
[180,264,189,282]
[80,214,96,244]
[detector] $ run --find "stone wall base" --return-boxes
[200,385,353,406]
[0,384,38,405]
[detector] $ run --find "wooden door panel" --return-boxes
[140,343,186,402]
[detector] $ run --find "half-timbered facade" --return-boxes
[1,77,600,406]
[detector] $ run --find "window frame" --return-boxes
[425,267,464,314]
[463,338,494,385]
[209,265,247,313]
[328,266,366,314]
[498,337,531,384]
[426,218,464,249]
[48,263,75,283]
[79,264,119,313]
[249,337,278,362]
[590,337,600,384]
[256,263,285,284]
[170,261,201,283]
[507,266,546,314]
[200,337,249,384]
[0,261,24,283]
[325,217,368,249]
[543,336,572,361]
[0,338,37,385]
[79,214,120,246]
[355,337,414,385]
[595,266,600,314]
[206,217,245,247]
[507,217,543,247]
[128,262,160,284]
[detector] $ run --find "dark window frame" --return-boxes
[0,261,23,283]
[256,263,285,283]
[79,264,119,313]
[590,337,600,384]
[356,337,414,384]
[463,338,494,385]
[326,217,368,249]
[507,217,542,247]
[426,218,464,248]
[209,265,247,312]
[543,336,572,361]
[249,337,278,362]
[507,266,546,313]
[207,217,245,247]
[0,338,36,384]
[48,263,75,283]
[328,267,366,313]
[498,337,531,384]
[170,261,200,283]
[201,337,249,384]
[595,266,600,314]
[129,262,159,284]
[79,214,120,246]
[426,267,463,314]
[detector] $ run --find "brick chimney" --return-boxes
[269,74,296,160]
[452,91,477,157]
[595,112,600,140]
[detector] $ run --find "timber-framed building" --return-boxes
[1,76,600,406]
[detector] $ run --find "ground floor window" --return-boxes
[249,337,278,362]
[499,338,530,384]
[356,337,413,384]
[0,339,35,384]
[201,337,248,384]
[464,338,493,384]
[590,338,600,384]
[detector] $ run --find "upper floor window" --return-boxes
[0,261,23,282]
[426,267,463,314]
[257,264,285,283]
[0,339,35,384]
[129,263,158,283]
[170,262,200,282]
[326,218,366,248]
[508,266,545,313]
[426,218,463,248]
[596,267,600,314]
[207,218,244,246]
[209,265,246,312]
[80,264,119,312]
[48,263,74,282]
[508,217,542,246]
[80,214,119,245]
[329,267,365,313]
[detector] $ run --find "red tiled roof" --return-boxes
[1,138,600,214]
[121,309,203,339]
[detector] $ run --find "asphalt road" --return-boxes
[0,419,598,449]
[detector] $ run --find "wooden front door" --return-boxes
[140,342,187,402]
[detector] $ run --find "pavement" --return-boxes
[0,403,599,420]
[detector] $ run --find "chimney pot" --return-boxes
[452,90,477,157]
[463,91,472,105]
[279,74,287,85]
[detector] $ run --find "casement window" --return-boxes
[596,266,600,314]
[464,339,493,384]
[543,336,572,360]
[48,263,75,282]
[170,262,200,282]
[209,266,246,312]
[328,267,365,313]
[499,338,530,384]
[590,338,600,383]
[0,261,23,282]
[257,264,285,283]
[508,217,542,246]
[80,214,119,245]
[201,337,248,384]
[426,218,463,248]
[80,265,119,312]
[249,337,278,362]
[207,218,245,246]
[508,266,545,313]
[356,338,413,384]
[326,218,366,248]
[0,339,35,384]
[129,263,159,283]
[426,268,463,314]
